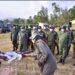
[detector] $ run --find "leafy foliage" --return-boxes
[0,3,75,27]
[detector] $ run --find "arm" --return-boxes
[20,50,37,58]
[36,41,49,65]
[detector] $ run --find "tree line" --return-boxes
[0,2,75,27]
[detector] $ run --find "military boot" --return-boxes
[58,58,62,63]
[61,59,65,65]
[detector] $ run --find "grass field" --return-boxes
[0,33,75,75]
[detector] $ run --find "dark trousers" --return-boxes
[12,40,18,51]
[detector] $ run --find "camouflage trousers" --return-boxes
[59,44,68,60]
[48,44,56,55]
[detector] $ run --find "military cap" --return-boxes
[49,25,55,29]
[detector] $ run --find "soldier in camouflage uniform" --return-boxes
[18,26,28,52]
[72,29,75,66]
[47,26,59,55]
[30,26,38,50]
[38,26,46,42]
[72,30,75,58]
[43,26,49,44]
[11,25,19,51]
[66,24,73,56]
[58,26,71,64]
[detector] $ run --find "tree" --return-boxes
[3,19,10,24]
[33,6,49,23]
[26,16,33,26]
[69,6,75,20]
[11,18,25,26]
[0,20,4,25]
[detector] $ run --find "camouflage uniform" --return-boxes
[18,27,28,52]
[72,30,75,58]
[58,26,71,64]
[38,26,46,42]
[11,25,19,51]
[66,24,73,56]
[43,28,49,44]
[47,27,58,54]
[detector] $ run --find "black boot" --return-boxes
[73,64,75,66]
[61,59,65,65]
[58,58,62,63]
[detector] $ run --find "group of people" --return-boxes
[0,23,75,75]
[11,23,75,65]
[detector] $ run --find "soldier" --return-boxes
[58,26,71,64]
[43,25,49,43]
[38,26,46,42]
[30,26,38,50]
[47,26,59,55]
[18,26,28,52]
[72,29,75,59]
[25,31,57,75]
[66,24,73,56]
[11,25,19,51]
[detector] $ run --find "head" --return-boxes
[30,31,41,43]
[32,35,42,44]
[32,26,37,30]
[38,26,42,32]
[20,26,25,31]
[13,25,16,29]
[43,26,46,30]
[61,26,66,32]
[49,26,55,31]
[28,26,31,29]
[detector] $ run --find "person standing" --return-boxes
[58,26,71,64]
[43,26,49,44]
[38,26,46,42]
[18,26,28,52]
[47,26,59,55]
[66,24,73,56]
[11,25,19,51]
[72,30,75,58]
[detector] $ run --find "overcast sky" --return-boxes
[0,1,75,20]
